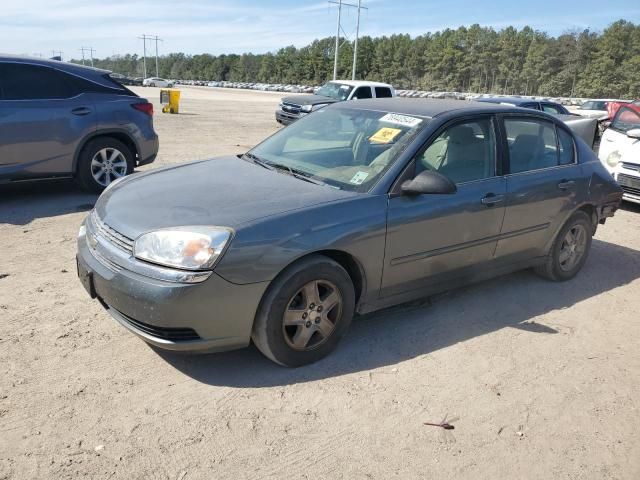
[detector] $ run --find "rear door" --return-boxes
[0,62,96,180]
[382,115,507,297]
[494,115,585,262]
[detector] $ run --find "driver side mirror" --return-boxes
[626,128,640,140]
[401,170,457,196]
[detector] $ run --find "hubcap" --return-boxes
[558,224,587,272]
[90,148,128,187]
[282,280,342,351]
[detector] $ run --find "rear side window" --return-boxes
[504,118,559,173]
[375,87,392,98]
[542,103,562,114]
[557,127,575,165]
[611,107,640,133]
[352,87,372,99]
[0,63,79,100]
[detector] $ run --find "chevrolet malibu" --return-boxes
[77,99,623,367]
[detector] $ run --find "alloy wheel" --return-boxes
[558,224,587,272]
[282,280,343,351]
[90,148,128,187]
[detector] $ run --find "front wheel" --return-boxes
[252,256,355,367]
[535,211,592,281]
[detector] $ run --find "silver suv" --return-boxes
[0,55,159,192]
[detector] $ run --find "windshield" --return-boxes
[315,82,354,101]
[249,107,428,192]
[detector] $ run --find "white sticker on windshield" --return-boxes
[350,171,369,185]
[379,113,423,128]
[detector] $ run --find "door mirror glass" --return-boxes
[401,170,457,195]
[626,128,640,139]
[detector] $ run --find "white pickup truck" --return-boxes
[276,80,396,125]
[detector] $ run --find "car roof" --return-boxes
[477,96,543,106]
[328,80,393,88]
[331,97,539,118]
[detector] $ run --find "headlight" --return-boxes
[78,224,86,239]
[301,104,327,113]
[134,226,233,270]
[606,151,621,168]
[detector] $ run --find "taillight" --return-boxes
[132,102,153,116]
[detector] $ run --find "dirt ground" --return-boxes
[1,86,639,480]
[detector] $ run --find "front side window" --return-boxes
[611,107,640,133]
[249,108,428,191]
[415,118,496,184]
[0,63,78,100]
[315,82,354,101]
[505,118,560,173]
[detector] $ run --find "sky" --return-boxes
[2,0,639,60]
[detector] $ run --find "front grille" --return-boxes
[91,211,134,254]
[618,174,640,197]
[621,162,640,173]
[115,309,201,341]
[281,102,301,114]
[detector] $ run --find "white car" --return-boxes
[576,100,612,120]
[143,77,173,88]
[599,105,640,204]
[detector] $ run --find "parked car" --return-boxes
[276,80,395,125]
[606,100,639,123]
[143,77,173,88]
[576,100,612,120]
[599,105,640,204]
[477,96,571,115]
[0,55,158,192]
[77,99,622,366]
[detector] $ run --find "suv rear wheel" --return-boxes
[76,137,134,193]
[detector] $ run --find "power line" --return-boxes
[79,47,95,66]
[328,1,368,80]
[139,34,163,78]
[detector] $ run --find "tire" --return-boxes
[75,137,134,193]
[534,211,592,281]
[251,255,355,367]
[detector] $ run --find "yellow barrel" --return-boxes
[160,88,181,114]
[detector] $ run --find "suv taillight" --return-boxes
[132,102,153,116]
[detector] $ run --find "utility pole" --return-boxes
[351,0,365,80]
[138,35,147,78]
[329,1,367,81]
[80,47,95,67]
[50,50,63,60]
[139,34,162,78]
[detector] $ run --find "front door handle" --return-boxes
[558,180,576,190]
[71,107,91,116]
[481,193,505,206]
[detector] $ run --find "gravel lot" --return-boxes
[1,86,639,480]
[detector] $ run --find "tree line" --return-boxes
[73,20,640,98]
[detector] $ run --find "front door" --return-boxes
[382,116,507,297]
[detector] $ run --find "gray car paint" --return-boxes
[77,98,623,353]
[0,55,158,182]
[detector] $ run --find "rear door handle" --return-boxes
[71,107,92,116]
[481,193,505,206]
[558,180,576,190]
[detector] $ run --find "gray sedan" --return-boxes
[77,99,623,366]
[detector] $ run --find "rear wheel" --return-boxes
[251,256,355,367]
[75,137,134,193]
[535,211,592,281]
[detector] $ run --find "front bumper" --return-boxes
[275,110,301,125]
[611,165,640,205]
[77,225,269,353]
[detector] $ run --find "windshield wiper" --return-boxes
[242,152,274,170]
[269,163,327,186]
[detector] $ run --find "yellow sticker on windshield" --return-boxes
[369,127,402,144]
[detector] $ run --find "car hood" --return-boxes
[282,94,338,106]
[95,156,356,239]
